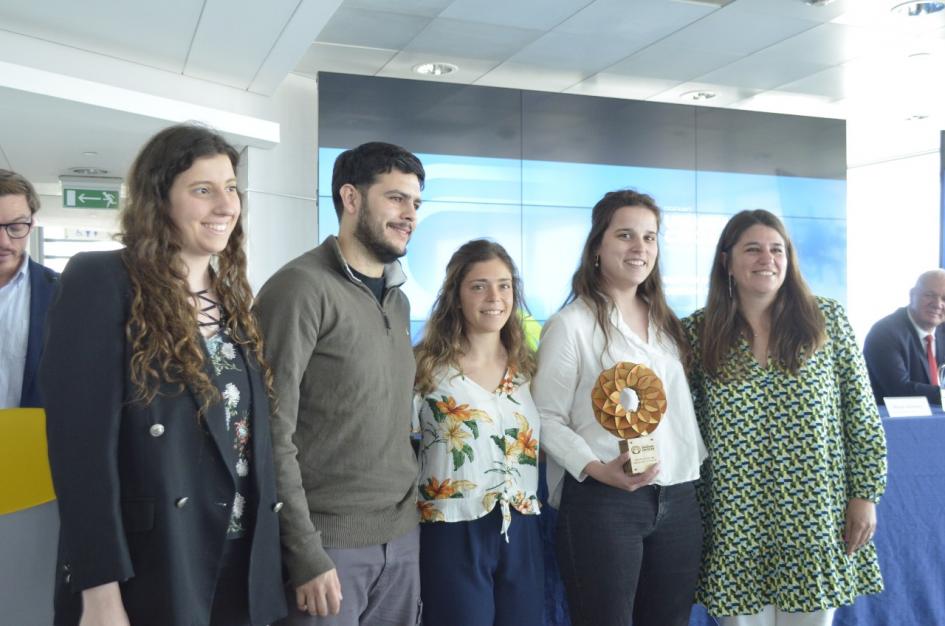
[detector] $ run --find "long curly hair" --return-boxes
[415,239,536,395]
[564,189,690,367]
[120,124,271,412]
[699,209,825,377]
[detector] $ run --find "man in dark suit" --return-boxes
[0,168,58,408]
[863,269,945,405]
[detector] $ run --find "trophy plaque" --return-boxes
[591,361,667,475]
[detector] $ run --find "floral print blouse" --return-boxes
[205,330,253,538]
[415,366,540,539]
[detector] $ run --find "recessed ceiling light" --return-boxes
[805,0,837,6]
[890,2,945,16]
[680,90,717,101]
[413,62,458,77]
[81,151,98,157]
[69,166,109,175]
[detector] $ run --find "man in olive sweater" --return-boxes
[256,142,425,625]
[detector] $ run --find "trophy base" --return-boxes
[619,437,659,475]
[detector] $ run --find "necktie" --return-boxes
[926,334,937,386]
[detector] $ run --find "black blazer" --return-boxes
[39,251,286,626]
[862,306,945,405]
[20,258,58,408]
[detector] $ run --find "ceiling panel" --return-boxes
[315,7,432,49]
[293,42,396,78]
[654,6,821,57]
[759,22,890,67]
[340,0,454,18]
[555,0,716,38]
[247,0,344,94]
[565,73,681,100]
[730,0,854,22]
[605,43,741,81]
[404,17,543,61]
[841,50,945,115]
[695,52,832,91]
[729,90,849,119]
[508,30,652,73]
[0,0,202,72]
[475,62,588,91]
[186,0,301,89]
[833,2,945,31]
[439,0,592,31]
[774,66,848,100]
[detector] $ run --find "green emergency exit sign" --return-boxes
[63,188,119,209]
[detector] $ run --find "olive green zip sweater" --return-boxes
[255,236,419,587]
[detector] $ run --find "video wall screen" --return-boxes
[318,73,847,340]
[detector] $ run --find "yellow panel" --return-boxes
[0,408,55,515]
[520,310,542,352]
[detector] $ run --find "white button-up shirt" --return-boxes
[907,308,937,359]
[0,255,31,408]
[533,298,707,507]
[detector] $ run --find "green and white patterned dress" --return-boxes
[684,297,886,617]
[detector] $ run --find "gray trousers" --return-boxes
[276,527,421,626]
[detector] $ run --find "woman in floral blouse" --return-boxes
[684,209,887,626]
[40,124,285,626]
[413,239,542,626]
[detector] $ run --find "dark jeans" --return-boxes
[420,509,544,626]
[555,475,702,626]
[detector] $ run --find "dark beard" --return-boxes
[354,206,405,264]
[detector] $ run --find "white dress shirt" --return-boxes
[0,255,31,408]
[906,308,937,359]
[533,298,707,507]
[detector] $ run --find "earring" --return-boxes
[594,255,600,269]
[727,274,734,298]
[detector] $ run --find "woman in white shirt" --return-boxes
[533,189,707,626]
[413,239,542,626]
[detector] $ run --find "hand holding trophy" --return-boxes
[591,362,667,475]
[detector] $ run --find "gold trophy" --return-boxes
[591,362,667,475]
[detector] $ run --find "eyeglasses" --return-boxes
[0,220,33,239]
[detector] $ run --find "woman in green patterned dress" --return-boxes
[683,209,886,626]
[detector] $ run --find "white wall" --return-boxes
[242,73,320,292]
[846,119,942,345]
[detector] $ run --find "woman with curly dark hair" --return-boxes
[413,239,542,626]
[40,124,287,626]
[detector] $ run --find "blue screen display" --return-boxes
[318,148,845,340]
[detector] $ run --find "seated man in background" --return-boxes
[0,168,58,408]
[863,269,945,405]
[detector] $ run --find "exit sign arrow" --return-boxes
[63,188,119,209]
